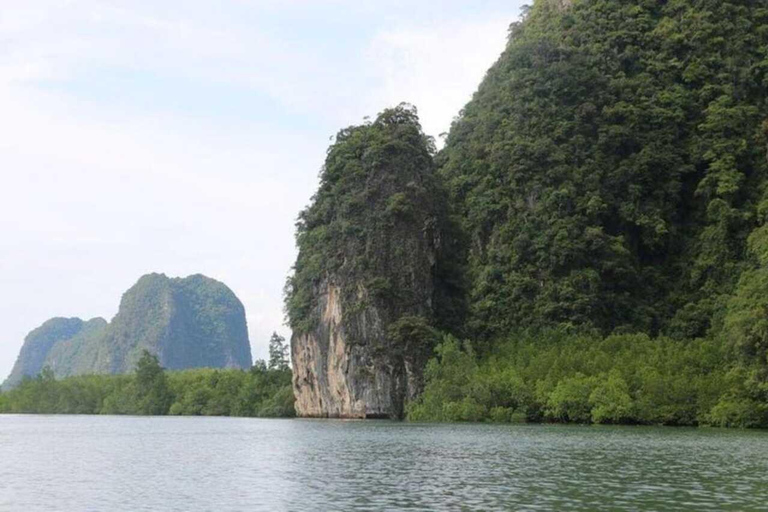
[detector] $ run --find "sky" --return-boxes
[0,0,525,379]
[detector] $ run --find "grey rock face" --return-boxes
[291,281,433,419]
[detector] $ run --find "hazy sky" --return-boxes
[0,0,524,379]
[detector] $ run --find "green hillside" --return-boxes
[287,0,768,426]
[409,0,768,426]
[439,0,768,342]
[2,273,252,389]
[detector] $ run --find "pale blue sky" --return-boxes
[0,0,525,378]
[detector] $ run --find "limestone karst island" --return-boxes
[3,0,768,510]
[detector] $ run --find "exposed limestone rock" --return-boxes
[291,283,425,418]
[287,105,463,419]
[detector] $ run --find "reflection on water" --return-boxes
[1,415,767,511]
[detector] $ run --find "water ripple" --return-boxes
[1,416,767,511]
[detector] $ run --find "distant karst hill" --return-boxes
[2,273,252,389]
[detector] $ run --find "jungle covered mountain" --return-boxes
[288,0,768,426]
[2,273,252,389]
[101,273,252,374]
[439,0,768,343]
[410,0,768,426]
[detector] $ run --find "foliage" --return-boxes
[268,332,290,371]
[284,103,466,337]
[438,0,768,343]
[589,370,633,424]
[407,336,484,422]
[387,316,442,363]
[0,353,294,418]
[134,350,173,415]
[707,367,768,428]
[406,330,754,427]
[401,0,768,428]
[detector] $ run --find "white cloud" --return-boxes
[364,19,510,141]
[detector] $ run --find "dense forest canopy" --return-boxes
[439,0,768,344]
[407,0,768,427]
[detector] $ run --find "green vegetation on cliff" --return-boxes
[102,273,253,373]
[286,104,465,337]
[440,0,768,341]
[285,104,466,418]
[284,0,768,424]
[409,0,768,426]
[45,318,110,378]
[2,318,102,390]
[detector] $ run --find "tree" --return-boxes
[134,350,172,415]
[589,370,633,424]
[438,0,768,341]
[268,333,290,371]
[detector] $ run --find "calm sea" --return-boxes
[1,415,767,511]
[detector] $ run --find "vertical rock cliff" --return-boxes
[286,104,464,418]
